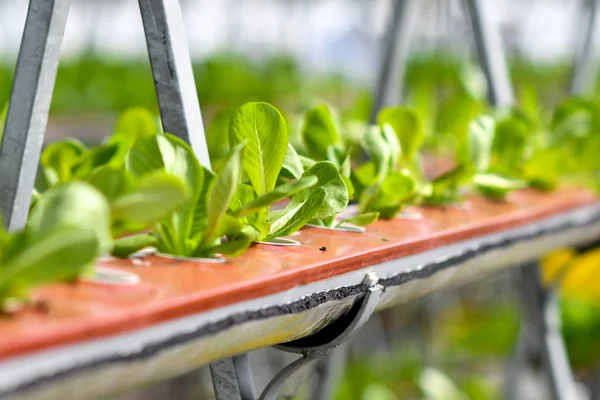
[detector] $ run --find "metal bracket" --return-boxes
[210,272,384,400]
[0,0,210,231]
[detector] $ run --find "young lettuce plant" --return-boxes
[85,166,190,257]
[298,104,378,229]
[228,102,351,242]
[39,107,159,191]
[0,182,112,311]
[126,132,256,258]
[423,115,525,204]
[353,122,417,219]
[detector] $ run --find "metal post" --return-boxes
[0,0,70,231]
[506,264,578,400]
[138,0,211,169]
[310,343,348,400]
[369,0,417,123]
[569,0,599,95]
[464,0,514,107]
[210,353,256,400]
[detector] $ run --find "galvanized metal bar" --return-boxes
[310,343,348,400]
[464,0,514,107]
[138,0,211,169]
[210,353,256,400]
[509,263,578,400]
[0,0,70,231]
[569,0,599,95]
[369,0,417,123]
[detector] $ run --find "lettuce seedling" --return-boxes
[85,166,190,257]
[424,115,525,204]
[353,124,416,219]
[126,132,256,257]
[377,106,424,175]
[0,182,111,311]
[228,102,352,240]
[40,108,159,191]
[300,104,355,199]
[297,104,378,228]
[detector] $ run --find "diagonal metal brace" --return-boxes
[210,273,383,400]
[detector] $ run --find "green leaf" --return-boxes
[111,107,159,146]
[493,111,531,173]
[127,134,204,256]
[233,175,318,218]
[86,165,134,202]
[40,139,87,187]
[72,142,123,179]
[230,184,257,216]
[298,155,317,169]
[423,171,467,206]
[338,212,379,227]
[473,173,526,200]
[380,124,401,167]
[377,107,423,162]
[0,228,100,299]
[266,187,327,239]
[27,182,113,255]
[228,102,287,196]
[112,171,190,225]
[112,233,158,258]
[205,224,260,257]
[361,126,391,179]
[301,104,342,160]
[296,161,349,220]
[201,142,245,247]
[280,143,304,179]
[460,115,495,172]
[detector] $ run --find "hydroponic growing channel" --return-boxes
[0,0,599,399]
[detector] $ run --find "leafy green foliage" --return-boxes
[127,133,253,257]
[229,102,288,197]
[227,102,355,240]
[0,183,111,310]
[354,123,417,219]
[377,106,423,169]
[301,104,343,160]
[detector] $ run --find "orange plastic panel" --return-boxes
[0,188,596,361]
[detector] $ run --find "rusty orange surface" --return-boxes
[0,188,597,361]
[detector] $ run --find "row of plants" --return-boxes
[1,87,599,311]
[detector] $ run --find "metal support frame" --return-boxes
[0,0,210,231]
[0,0,70,231]
[505,264,579,400]
[464,0,514,107]
[138,0,211,169]
[370,0,514,122]
[369,0,416,123]
[210,273,383,400]
[569,0,599,95]
[371,1,578,398]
